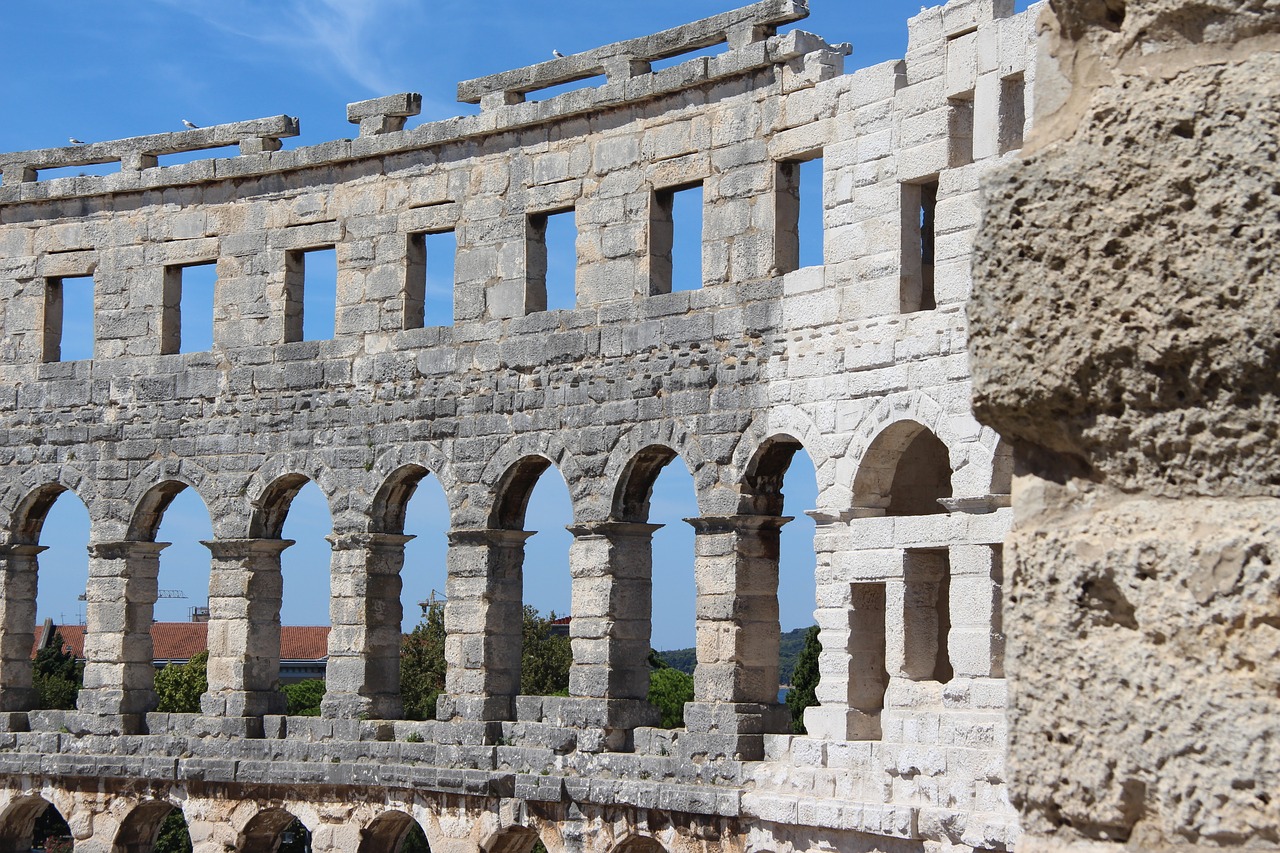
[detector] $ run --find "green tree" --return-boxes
[154,651,208,714]
[400,603,447,720]
[786,625,822,734]
[283,679,325,716]
[520,606,572,697]
[152,810,193,853]
[401,821,431,853]
[647,662,693,728]
[32,631,83,710]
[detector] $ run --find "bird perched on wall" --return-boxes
[68,137,85,145]
[182,119,199,129]
[552,49,565,58]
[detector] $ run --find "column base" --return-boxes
[320,691,403,721]
[29,709,145,735]
[201,689,287,718]
[0,688,37,714]
[435,693,514,722]
[77,686,157,717]
[803,705,882,740]
[513,696,661,752]
[679,701,792,760]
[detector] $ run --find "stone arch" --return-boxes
[479,433,585,528]
[851,420,952,515]
[358,809,428,853]
[611,834,668,853]
[737,432,816,517]
[126,478,214,543]
[7,470,93,547]
[728,407,836,516]
[368,441,460,530]
[488,454,572,531]
[480,825,539,853]
[610,444,687,523]
[246,456,341,539]
[0,794,69,852]
[238,807,310,853]
[112,798,186,853]
[601,420,717,517]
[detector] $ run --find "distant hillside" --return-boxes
[657,626,815,687]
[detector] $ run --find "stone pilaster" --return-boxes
[199,538,292,718]
[77,540,168,717]
[436,528,530,722]
[0,544,44,711]
[322,532,414,719]
[682,515,791,756]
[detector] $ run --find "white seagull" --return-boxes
[182,119,200,129]
[68,137,85,145]
[552,49,565,58]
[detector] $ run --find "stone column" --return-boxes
[200,538,292,718]
[946,543,1003,679]
[77,541,168,718]
[0,544,44,712]
[322,532,413,719]
[436,528,529,722]
[682,515,791,755]
[566,521,659,700]
[807,580,888,741]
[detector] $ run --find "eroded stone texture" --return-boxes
[971,0,1280,847]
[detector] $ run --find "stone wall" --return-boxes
[970,0,1280,848]
[0,0,1040,850]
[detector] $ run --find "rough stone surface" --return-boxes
[970,0,1280,848]
[0,0,1040,850]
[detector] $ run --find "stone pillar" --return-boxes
[322,532,413,719]
[436,528,529,722]
[77,541,168,718]
[566,522,659,700]
[200,538,292,718]
[0,544,43,712]
[969,0,1280,844]
[946,543,1003,679]
[807,580,888,741]
[682,515,791,755]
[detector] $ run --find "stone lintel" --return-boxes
[447,528,537,547]
[0,115,300,181]
[200,538,295,559]
[456,0,809,104]
[683,514,793,535]
[347,92,423,136]
[0,544,49,557]
[565,521,663,539]
[86,540,170,561]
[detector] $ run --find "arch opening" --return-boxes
[358,810,430,853]
[0,796,71,852]
[112,800,191,853]
[613,837,667,853]
[513,459,573,697]
[483,826,538,853]
[853,420,953,515]
[240,809,310,853]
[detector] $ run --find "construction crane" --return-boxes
[418,588,446,617]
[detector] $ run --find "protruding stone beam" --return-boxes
[0,545,45,712]
[347,93,422,137]
[322,532,415,719]
[456,0,810,105]
[200,538,293,718]
[77,540,169,718]
[436,528,532,723]
[0,114,301,185]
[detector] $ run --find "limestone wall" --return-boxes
[0,0,1040,850]
[970,0,1280,848]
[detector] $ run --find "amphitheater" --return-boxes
[0,0,1275,850]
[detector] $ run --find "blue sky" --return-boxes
[11,1,1027,650]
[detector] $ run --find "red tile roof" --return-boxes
[34,624,330,662]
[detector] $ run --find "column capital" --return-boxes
[325,532,415,551]
[200,538,295,559]
[683,514,792,534]
[566,521,663,539]
[447,528,536,547]
[0,544,48,558]
[937,494,1012,514]
[87,540,170,560]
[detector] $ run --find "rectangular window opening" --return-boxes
[651,183,703,294]
[406,230,457,328]
[900,179,939,313]
[948,93,975,167]
[528,209,577,312]
[36,162,118,182]
[999,74,1026,154]
[776,155,825,274]
[902,549,953,683]
[162,262,216,354]
[43,275,94,362]
[285,246,337,342]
